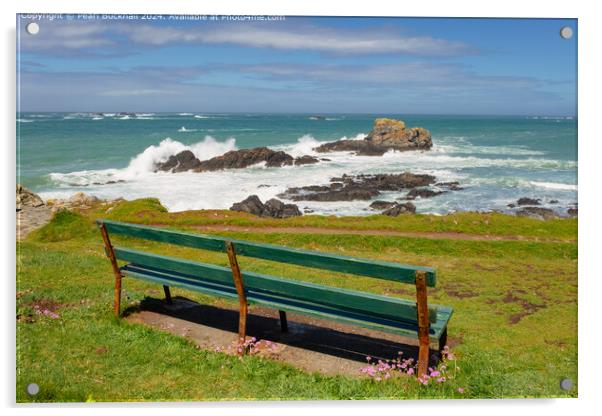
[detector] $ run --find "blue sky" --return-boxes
[17,15,577,115]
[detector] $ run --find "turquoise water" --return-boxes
[16,113,577,215]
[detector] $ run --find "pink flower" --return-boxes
[457,387,465,394]
[430,370,441,377]
[365,356,372,362]
[407,368,414,375]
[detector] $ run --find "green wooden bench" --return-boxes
[97,219,453,376]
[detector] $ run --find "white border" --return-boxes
[3,0,600,415]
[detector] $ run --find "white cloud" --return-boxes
[126,24,473,56]
[19,20,473,57]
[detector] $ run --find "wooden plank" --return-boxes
[112,247,439,324]
[98,223,123,317]
[225,241,248,343]
[98,219,436,286]
[415,271,431,378]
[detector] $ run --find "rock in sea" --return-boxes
[382,202,416,216]
[230,195,301,218]
[154,147,318,172]
[279,172,437,202]
[314,118,432,156]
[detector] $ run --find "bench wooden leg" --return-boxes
[278,310,288,332]
[163,285,172,304]
[225,241,248,346]
[99,223,123,318]
[415,270,430,378]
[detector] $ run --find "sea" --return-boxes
[16,113,578,216]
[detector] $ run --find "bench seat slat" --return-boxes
[121,263,451,340]
[100,219,436,286]
[114,247,443,325]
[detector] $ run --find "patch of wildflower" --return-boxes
[33,305,59,319]
[213,337,280,357]
[359,345,464,391]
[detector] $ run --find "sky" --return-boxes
[17,15,577,115]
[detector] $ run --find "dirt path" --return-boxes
[188,224,572,243]
[16,206,53,241]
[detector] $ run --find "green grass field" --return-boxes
[16,199,578,401]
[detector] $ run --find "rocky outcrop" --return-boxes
[517,197,541,206]
[516,207,558,220]
[230,195,301,218]
[154,147,322,173]
[279,172,437,202]
[45,193,123,212]
[314,118,432,156]
[404,188,446,200]
[382,202,416,216]
[16,185,44,210]
[156,150,201,172]
[294,155,320,165]
[369,200,398,210]
[567,207,578,217]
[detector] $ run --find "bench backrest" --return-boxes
[97,219,436,287]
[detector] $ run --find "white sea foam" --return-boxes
[435,143,546,156]
[178,113,193,116]
[530,181,578,191]
[42,132,577,215]
[194,115,210,119]
[276,135,325,157]
[49,136,237,185]
[178,126,197,132]
[17,119,33,123]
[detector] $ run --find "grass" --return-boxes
[95,197,577,241]
[16,200,578,401]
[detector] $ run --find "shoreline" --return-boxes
[17,187,578,242]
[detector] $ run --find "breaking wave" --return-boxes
[530,181,578,191]
[49,136,237,185]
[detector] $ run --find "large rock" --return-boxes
[263,198,302,218]
[517,197,541,206]
[516,207,558,220]
[279,172,437,202]
[16,185,44,210]
[155,150,201,172]
[382,202,416,216]
[230,195,265,216]
[315,118,432,156]
[230,195,301,218]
